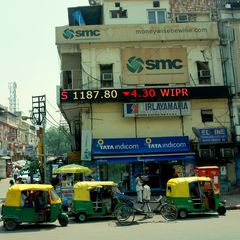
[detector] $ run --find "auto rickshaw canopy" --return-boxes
[4,184,61,207]
[73,181,117,201]
[166,177,212,197]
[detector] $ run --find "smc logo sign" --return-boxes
[63,29,101,39]
[127,56,183,73]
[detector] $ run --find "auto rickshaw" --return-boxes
[166,177,226,219]
[71,181,119,222]
[1,184,69,230]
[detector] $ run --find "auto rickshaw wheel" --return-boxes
[178,209,187,219]
[217,206,226,215]
[5,219,17,231]
[76,212,87,222]
[58,215,69,226]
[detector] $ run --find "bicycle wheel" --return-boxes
[160,204,178,221]
[115,203,135,226]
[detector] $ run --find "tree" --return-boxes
[45,126,71,156]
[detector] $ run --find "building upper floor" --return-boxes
[0,103,37,146]
[67,0,217,26]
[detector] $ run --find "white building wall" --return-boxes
[103,0,170,25]
[81,41,224,88]
[91,99,230,140]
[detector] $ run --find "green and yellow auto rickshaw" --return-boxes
[1,184,69,230]
[166,177,226,219]
[71,181,119,222]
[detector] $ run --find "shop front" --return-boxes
[196,127,235,193]
[92,136,195,193]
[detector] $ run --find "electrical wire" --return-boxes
[45,117,71,139]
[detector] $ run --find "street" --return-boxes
[1,178,239,240]
[0,209,239,240]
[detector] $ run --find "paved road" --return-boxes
[1,179,239,240]
[0,211,239,240]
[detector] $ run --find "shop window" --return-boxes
[201,109,213,122]
[100,64,113,88]
[196,61,211,85]
[148,10,166,24]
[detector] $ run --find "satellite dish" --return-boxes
[88,0,101,6]
[192,127,200,138]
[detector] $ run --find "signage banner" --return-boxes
[123,101,191,117]
[199,128,228,143]
[59,86,229,104]
[56,22,218,44]
[121,48,188,84]
[92,136,190,155]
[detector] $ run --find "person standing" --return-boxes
[9,179,15,187]
[135,175,143,203]
[13,168,19,182]
[87,175,95,181]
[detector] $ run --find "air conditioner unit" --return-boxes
[200,149,212,159]
[199,69,211,78]
[220,148,233,158]
[102,73,113,81]
[176,15,189,23]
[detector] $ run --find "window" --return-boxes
[148,10,166,24]
[237,106,240,124]
[100,64,113,88]
[196,61,211,85]
[201,109,213,122]
[110,9,128,18]
[153,1,160,8]
[62,71,72,89]
[115,2,120,7]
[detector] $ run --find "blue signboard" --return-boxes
[92,136,190,155]
[199,128,228,143]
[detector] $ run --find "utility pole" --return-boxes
[31,95,47,183]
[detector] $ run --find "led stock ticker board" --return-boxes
[60,86,229,104]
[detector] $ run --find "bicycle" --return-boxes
[114,192,177,226]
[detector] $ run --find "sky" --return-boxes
[0,0,89,127]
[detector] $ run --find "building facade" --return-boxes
[56,0,234,193]
[0,103,38,177]
[218,0,240,186]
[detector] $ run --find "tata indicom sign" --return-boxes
[121,48,188,84]
[92,136,190,155]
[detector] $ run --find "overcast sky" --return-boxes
[0,0,89,127]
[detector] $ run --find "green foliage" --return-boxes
[45,126,71,156]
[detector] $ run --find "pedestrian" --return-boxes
[13,168,19,182]
[135,175,143,203]
[142,182,151,202]
[61,175,71,187]
[9,179,15,187]
[87,175,95,181]
[26,173,31,184]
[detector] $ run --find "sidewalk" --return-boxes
[221,193,240,210]
[0,178,11,202]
